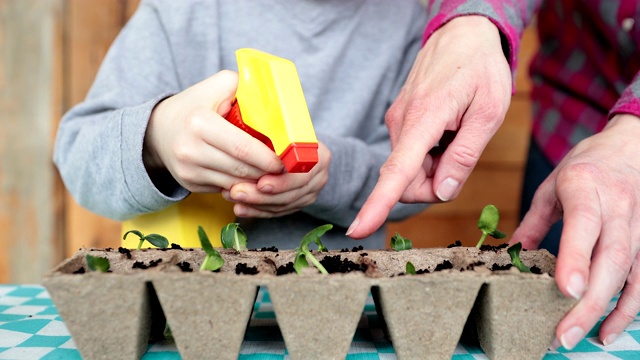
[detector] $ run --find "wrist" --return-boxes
[429,15,508,62]
[606,113,640,131]
[143,99,169,171]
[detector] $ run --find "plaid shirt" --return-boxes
[424,0,640,166]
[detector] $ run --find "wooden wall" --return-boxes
[0,0,537,283]
[0,0,64,284]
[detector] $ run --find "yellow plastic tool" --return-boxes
[226,48,319,173]
[121,49,318,248]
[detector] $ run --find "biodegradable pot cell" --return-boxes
[375,272,485,360]
[266,273,372,360]
[474,271,577,360]
[42,246,576,360]
[470,247,578,360]
[42,250,156,360]
[152,272,259,360]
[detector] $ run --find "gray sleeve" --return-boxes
[53,0,188,221]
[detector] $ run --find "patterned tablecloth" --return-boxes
[1,285,639,359]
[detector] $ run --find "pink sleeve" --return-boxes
[423,0,541,90]
[610,72,640,119]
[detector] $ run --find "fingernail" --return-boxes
[560,326,584,350]
[603,333,618,346]
[260,185,274,193]
[567,273,586,300]
[550,338,561,351]
[232,192,246,202]
[346,218,359,236]
[436,177,459,201]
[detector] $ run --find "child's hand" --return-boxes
[223,142,331,218]
[143,71,284,193]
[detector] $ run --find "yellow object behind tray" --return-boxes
[121,193,234,248]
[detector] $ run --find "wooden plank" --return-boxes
[63,0,130,256]
[0,0,64,283]
[478,97,532,167]
[125,0,140,20]
[514,24,539,95]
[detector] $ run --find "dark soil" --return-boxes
[490,263,512,271]
[118,247,132,259]
[340,245,364,253]
[176,261,193,272]
[132,259,162,270]
[159,243,184,251]
[276,262,295,275]
[235,263,259,275]
[490,263,543,274]
[447,240,463,248]
[479,243,509,252]
[249,246,279,252]
[319,255,367,273]
[465,261,485,271]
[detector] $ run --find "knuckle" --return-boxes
[611,306,637,324]
[184,111,208,133]
[583,299,607,318]
[379,159,412,186]
[233,141,252,162]
[448,143,480,170]
[232,163,251,179]
[604,242,633,275]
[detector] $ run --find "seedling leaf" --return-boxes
[198,225,215,254]
[300,224,333,251]
[123,229,169,250]
[478,204,499,234]
[144,234,169,249]
[123,230,143,240]
[476,204,506,248]
[293,252,309,273]
[221,223,247,252]
[405,261,416,275]
[391,233,412,251]
[507,242,531,273]
[491,229,507,239]
[201,253,225,271]
[198,225,224,271]
[294,224,332,275]
[86,254,110,273]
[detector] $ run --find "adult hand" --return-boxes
[222,141,331,218]
[347,15,512,238]
[511,114,640,349]
[143,70,284,193]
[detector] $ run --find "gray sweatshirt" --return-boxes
[53,0,429,249]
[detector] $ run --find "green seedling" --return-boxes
[198,226,224,271]
[86,254,110,272]
[294,224,332,275]
[123,229,169,250]
[507,242,531,273]
[221,223,247,252]
[405,261,416,275]
[476,204,507,248]
[391,232,412,251]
